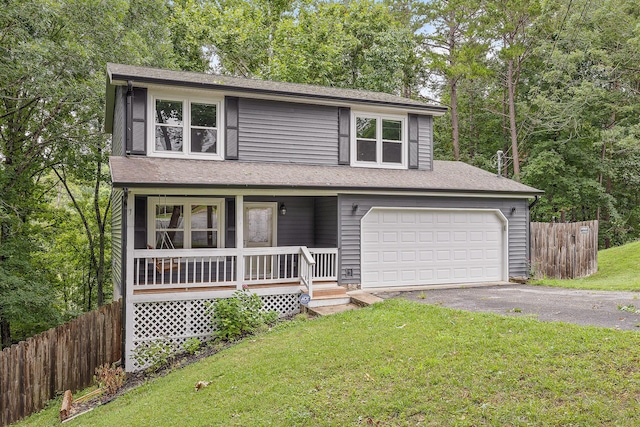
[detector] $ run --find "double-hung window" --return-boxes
[148,197,224,249]
[151,93,223,159]
[352,113,406,168]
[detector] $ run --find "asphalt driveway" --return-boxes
[372,284,640,331]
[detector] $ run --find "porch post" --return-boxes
[236,195,244,290]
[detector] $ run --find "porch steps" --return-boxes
[304,284,384,316]
[307,303,359,316]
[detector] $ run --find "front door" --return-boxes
[244,203,278,278]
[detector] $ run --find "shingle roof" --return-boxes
[109,157,542,196]
[106,63,447,114]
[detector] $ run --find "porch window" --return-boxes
[148,197,224,249]
[352,112,406,169]
[151,92,223,160]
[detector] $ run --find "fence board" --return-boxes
[0,299,122,426]
[531,221,598,279]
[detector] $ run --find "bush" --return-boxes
[94,363,126,395]
[182,337,202,355]
[207,289,278,341]
[133,338,175,372]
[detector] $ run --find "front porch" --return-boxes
[131,246,338,301]
[121,191,344,370]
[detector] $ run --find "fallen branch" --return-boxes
[59,390,73,421]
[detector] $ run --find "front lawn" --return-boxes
[20,299,640,426]
[533,240,640,291]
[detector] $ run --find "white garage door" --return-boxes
[361,208,506,288]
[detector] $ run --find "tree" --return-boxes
[424,0,490,160]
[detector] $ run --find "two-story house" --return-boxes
[105,63,542,371]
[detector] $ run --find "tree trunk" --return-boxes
[450,78,460,160]
[507,59,520,181]
[1,318,11,349]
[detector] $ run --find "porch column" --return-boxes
[236,195,244,290]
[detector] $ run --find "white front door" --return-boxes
[244,203,278,278]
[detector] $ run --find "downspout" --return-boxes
[120,187,128,367]
[528,195,540,210]
[125,81,133,155]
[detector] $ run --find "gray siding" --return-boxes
[111,87,126,156]
[314,197,338,248]
[238,98,339,165]
[417,115,433,171]
[338,195,530,285]
[111,189,124,300]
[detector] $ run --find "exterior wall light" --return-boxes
[279,203,287,216]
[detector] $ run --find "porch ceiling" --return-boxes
[109,156,542,195]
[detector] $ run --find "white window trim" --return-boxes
[350,111,407,169]
[147,91,225,160]
[147,197,225,249]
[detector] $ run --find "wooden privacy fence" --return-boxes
[530,221,598,280]
[0,299,122,426]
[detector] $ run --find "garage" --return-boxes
[360,208,508,288]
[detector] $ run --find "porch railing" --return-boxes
[299,247,316,299]
[132,246,338,295]
[133,248,237,290]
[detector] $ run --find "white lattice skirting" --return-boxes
[126,293,300,371]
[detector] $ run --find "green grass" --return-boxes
[19,300,640,426]
[533,240,640,291]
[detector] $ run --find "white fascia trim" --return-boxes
[147,89,225,160]
[124,187,536,199]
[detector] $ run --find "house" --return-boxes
[105,63,542,371]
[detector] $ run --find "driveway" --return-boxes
[372,285,640,331]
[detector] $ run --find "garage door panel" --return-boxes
[361,208,505,288]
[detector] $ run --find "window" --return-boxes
[352,113,406,168]
[148,197,224,249]
[150,93,223,159]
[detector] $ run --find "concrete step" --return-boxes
[348,291,384,307]
[308,303,359,316]
[307,296,351,308]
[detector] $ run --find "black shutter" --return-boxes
[338,107,350,165]
[225,96,239,160]
[129,88,147,155]
[408,114,419,169]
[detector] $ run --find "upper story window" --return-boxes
[150,92,223,160]
[351,112,406,169]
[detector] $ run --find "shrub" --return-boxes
[207,289,278,341]
[182,337,202,355]
[94,363,126,395]
[133,338,176,372]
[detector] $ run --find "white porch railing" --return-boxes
[132,246,338,295]
[133,248,237,291]
[299,247,316,299]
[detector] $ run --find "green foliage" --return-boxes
[133,339,176,373]
[207,290,278,341]
[94,363,126,396]
[18,300,640,426]
[534,240,640,291]
[182,337,202,355]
